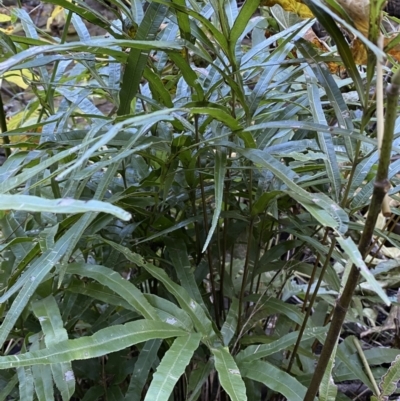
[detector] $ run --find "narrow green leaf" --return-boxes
[319,342,338,401]
[203,148,227,252]
[0,140,96,194]
[168,53,205,101]
[240,148,348,234]
[229,0,260,54]
[190,107,240,131]
[240,360,306,401]
[67,263,159,321]
[0,194,131,221]
[0,373,17,400]
[32,364,54,401]
[17,367,34,401]
[99,239,216,341]
[153,0,228,50]
[32,296,75,401]
[164,238,205,308]
[379,354,400,397]
[0,321,186,368]
[124,340,162,401]
[187,360,214,401]
[172,0,192,41]
[304,69,341,202]
[144,334,201,401]
[118,2,169,115]
[236,326,328,363]
[221,298,239,346]
[212,347,247,401]
[145,294,194,331]
[0,40,181,76]
[337,237,390,305]
[348,152,379,200]
[0,224,78,348]
[30,338,54,401]
[143,67,173,107]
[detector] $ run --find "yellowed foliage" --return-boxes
[2,70,36,89]
[0,13,11,23]
[46,5,65,31]
[261,0,314,18]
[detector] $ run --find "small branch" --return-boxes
[303,69,400,401]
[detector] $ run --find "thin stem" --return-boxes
[287,238,335,373]
[303,69,400,401]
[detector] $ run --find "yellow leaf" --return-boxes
[2,69,35,89]
[6,111,41,150]
[261,0,314,18]
[0,13,11,23]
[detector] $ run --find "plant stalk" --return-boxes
[303,69,400,401]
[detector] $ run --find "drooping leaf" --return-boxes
[32,296,75,401]
[66,263,159,321]
[240,360,307,401]
[144,334,201,401]
[0,194,131,221]
[0,321,186,368]
[124,340,162,401]
[337,237,390,305]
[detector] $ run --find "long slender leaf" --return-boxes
[32,296,75,401]
[212,346,247,401]
[144,334,201,401]
[99,238,217,341]
[0,321,186,368]
[0,194,131,221]
[240,360,307,401]
[203,147,227,251]
[124,340,162,401]
[67,263,159,321]
[118,2,169,115]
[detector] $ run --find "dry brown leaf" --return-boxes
[335,0,370,35]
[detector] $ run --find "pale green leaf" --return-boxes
[99,239,216,341]
[0,321,186,368]
[337,237,390,305]
[32,296,75,401]
[17,367,33,401]
[221,298,239,346]
[164,237,205,308]
[236,326,328,363]
[212,347,247,401]
[67,263,159,321]
[124,340,162,401]
[144,334,201,401]
[319,342,338,401]
[203,147,227,252]
[240,360,306,401]
[380,354,400,397]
